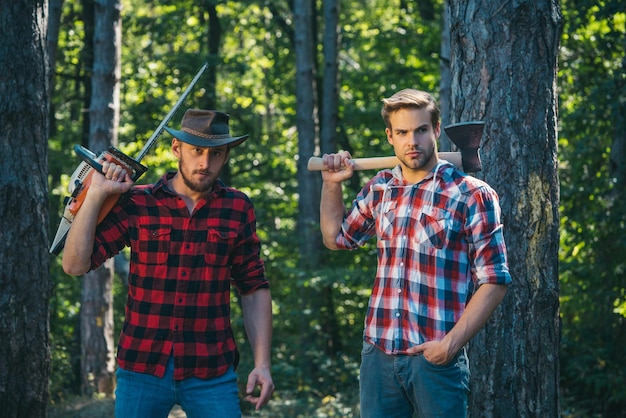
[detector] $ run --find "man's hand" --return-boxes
[245,366,274,411]
[406,284,508,365]
[89,161,133,197]
[321,151,355,184]
[62,161,133,276]
[406,339,457,365]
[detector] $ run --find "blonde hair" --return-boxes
[381,89,440,130]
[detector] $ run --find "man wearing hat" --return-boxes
[62,109,274,417]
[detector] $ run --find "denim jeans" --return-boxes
[115,355,241,418]
[359,341,470,418]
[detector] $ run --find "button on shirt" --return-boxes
[335,162,511,354]
[89,173,268,380]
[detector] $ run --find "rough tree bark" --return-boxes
[448,1,562,417]
[0,0,51,416]
[80,0,121,397]
[294,0,321,268]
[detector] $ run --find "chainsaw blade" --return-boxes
[49,161,90,255]
[49,208,73,255]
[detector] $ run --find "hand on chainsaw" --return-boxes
[90,161,134,197]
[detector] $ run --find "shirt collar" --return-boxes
[389,159,454,186]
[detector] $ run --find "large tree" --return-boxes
[0,0,51,417]
[294,0,320,269]
[448,1,562,416]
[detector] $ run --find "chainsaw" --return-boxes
[49,63,208,255]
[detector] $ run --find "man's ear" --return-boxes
[385,127,393,145]
[171,138,182,158]
[434,121,441,138]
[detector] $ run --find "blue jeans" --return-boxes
[359,342,470,418]
[115,355,241,418]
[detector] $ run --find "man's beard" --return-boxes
[179,158,217,193]
[181,170,214,193]
[399,144,435,170]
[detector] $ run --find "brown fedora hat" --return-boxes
[164,109,249,148]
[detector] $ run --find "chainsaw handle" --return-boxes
[73,144,104,175]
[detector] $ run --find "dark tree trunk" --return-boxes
[0,0,51,416]
[448,1,563,417]
[438,2,452,151]
[201,1,227,184]
[294,0,321,268]
[204,0,221,110]
[319,0,339,156]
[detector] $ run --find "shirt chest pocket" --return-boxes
[137,226,171,264]
[204,228,238,266]
[377,200,398,241]
[414,207,456,249]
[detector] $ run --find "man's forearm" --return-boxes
[61,190,107,276]
[320,182,346,250]
[442,283,508,355]
[242,288,273,369]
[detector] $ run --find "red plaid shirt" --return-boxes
[335,162,511,354]
[90,172,268,380]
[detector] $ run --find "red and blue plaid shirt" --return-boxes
[90,172,268,380]
[335,162,511,354]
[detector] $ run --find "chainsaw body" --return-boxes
[49,62,209,256]
[49,146,147,255]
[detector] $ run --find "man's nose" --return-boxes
[198,153,211,168]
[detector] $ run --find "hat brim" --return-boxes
[164,126,249,148]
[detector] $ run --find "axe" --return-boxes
[307,121,484,173]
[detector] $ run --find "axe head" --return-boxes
[443,121,484,172]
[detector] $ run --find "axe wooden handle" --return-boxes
[307,152,463,171]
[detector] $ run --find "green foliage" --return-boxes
[49,2,444,414]
[48,0,626,416]
[558,0,626,416]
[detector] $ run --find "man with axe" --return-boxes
[62,109,274,417]
[318,89,511,417]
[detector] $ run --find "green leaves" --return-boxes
[558,0,626,415]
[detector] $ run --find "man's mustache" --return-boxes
[193,170,212,176]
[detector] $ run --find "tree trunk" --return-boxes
[204,0,221,110]
[202,1,227,183]
[293,0,328,382]
[448,1,562,417]
[80,0,121,397]
[319,0,341,356]
[294,0,320,268]
[438,2,452,151]
[0,1,51,417]
[320,0,339,155]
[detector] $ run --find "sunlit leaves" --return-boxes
[47,0,459,414]
[558,0,626,414]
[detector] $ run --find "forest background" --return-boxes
[3,0,624,417]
